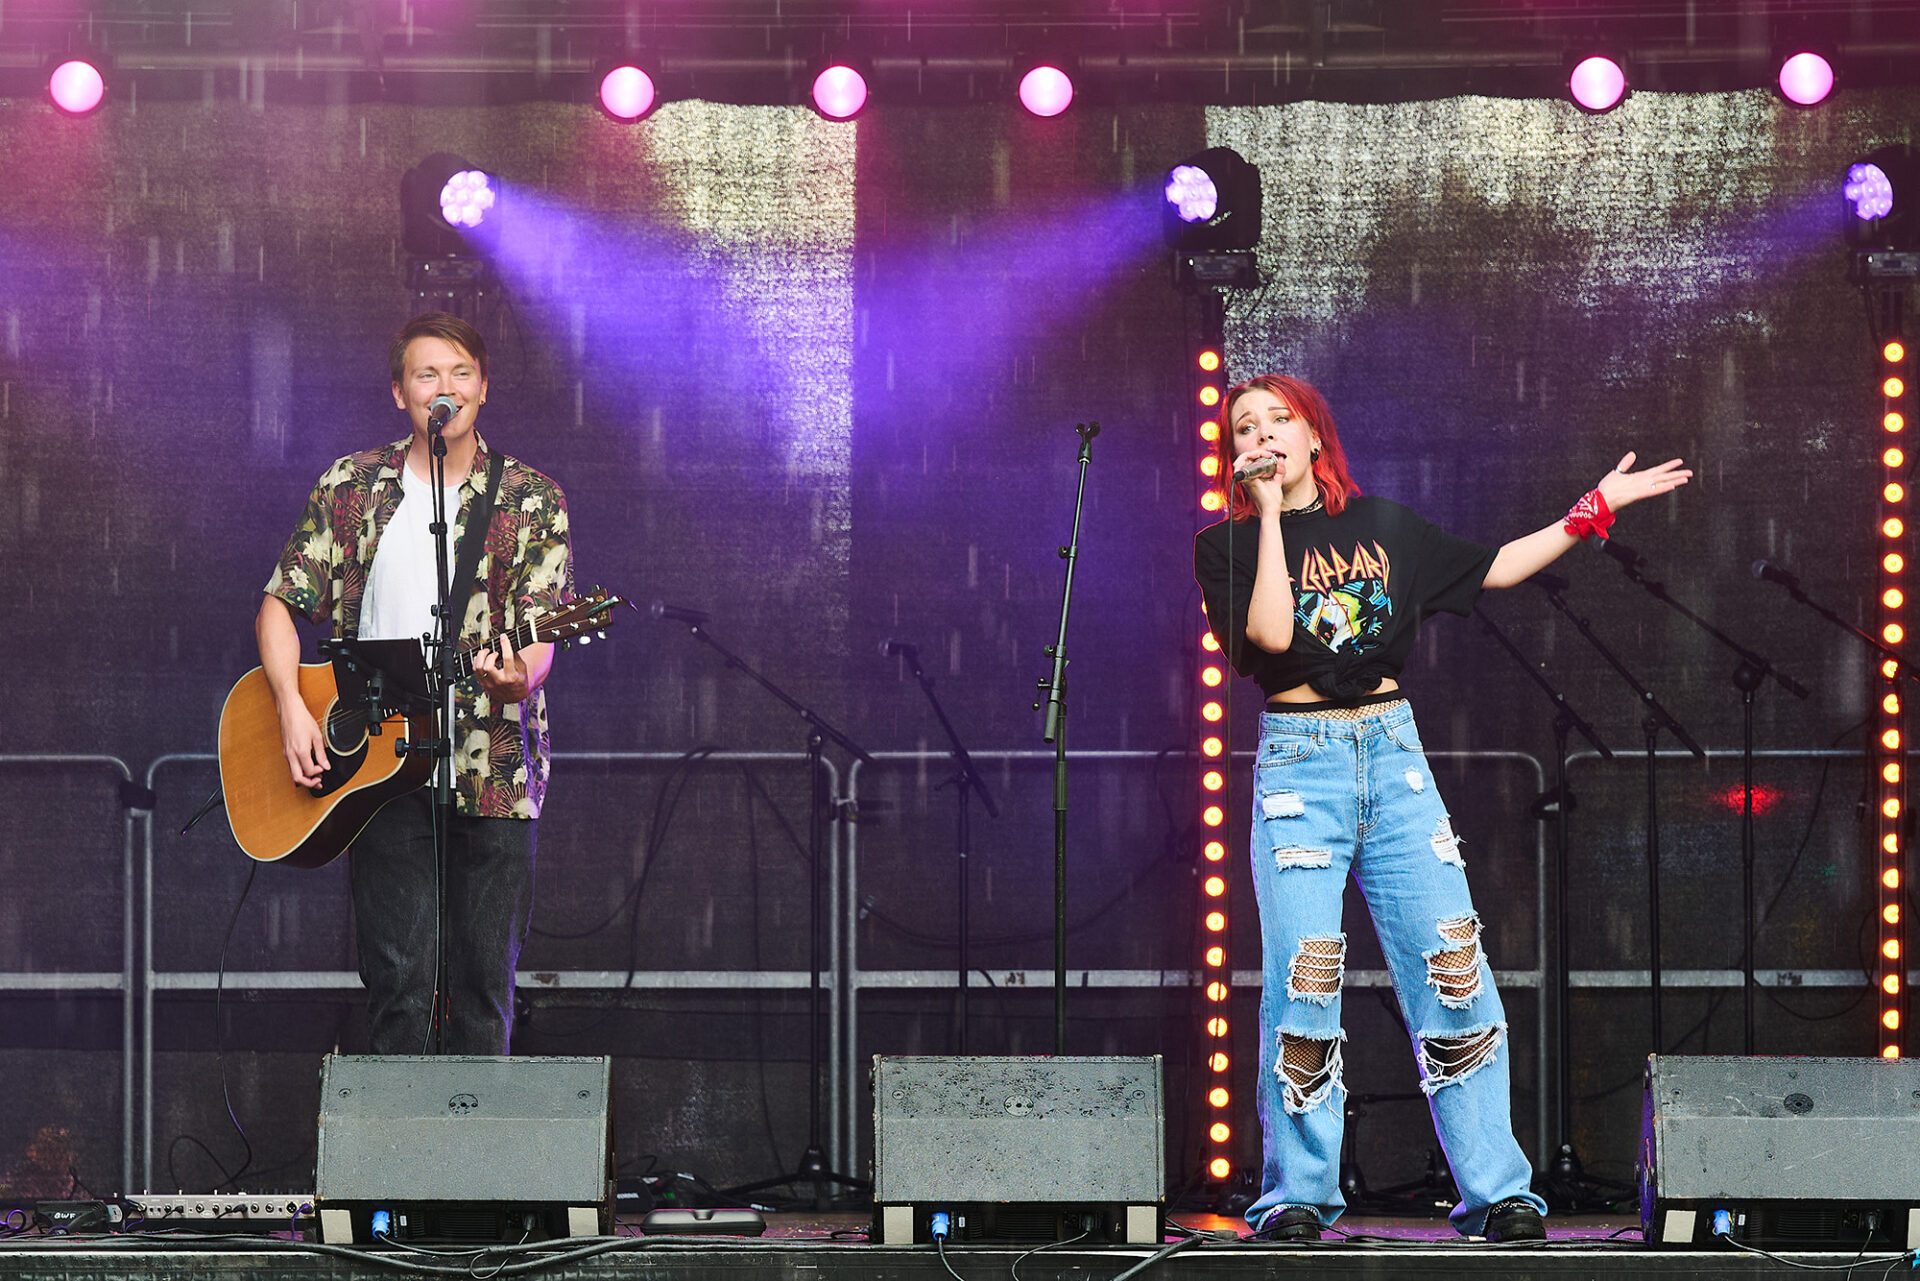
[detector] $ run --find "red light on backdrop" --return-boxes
[1713,783,1784,815]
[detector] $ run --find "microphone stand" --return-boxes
[423,407,458,1055]
[1599,541,1809,1054]
[660,612,873,1210]
[1530,577,1704,1054]
[893,644,999,1053]
[1034,421,1098,1055]
[1473,605,1624,1211]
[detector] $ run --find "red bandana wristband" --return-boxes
[1563,488,1615,541]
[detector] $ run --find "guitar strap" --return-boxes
[448,451,506,644]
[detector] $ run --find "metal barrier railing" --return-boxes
[844,749,1552,1172]
[1,741,1888,1195]
[0,754,138,1195]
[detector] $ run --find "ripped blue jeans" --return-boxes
[1244,702,1544,1236]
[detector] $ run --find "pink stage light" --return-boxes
[1778,52,1834,107]
[811,65,868,120]
[1018,65,1074,118]
[1568,56,1626,113]
[599,65,656,121]
[48,59,105,115]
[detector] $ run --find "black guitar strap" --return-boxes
[448,451,506,647]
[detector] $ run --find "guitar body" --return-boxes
[218,662,433,868]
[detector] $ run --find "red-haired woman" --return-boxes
[1193,374,1689,1242]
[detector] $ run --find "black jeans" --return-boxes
[349,791,536,1055]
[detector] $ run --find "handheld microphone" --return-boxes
[650,600,710,625]
[427,394,458,432]
[1751,559,1801,591]
[879,639,920,661]
[1232,455,1280,483]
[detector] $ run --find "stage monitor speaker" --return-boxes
[871,1055,1163,1245]
[1640,1054,1920,1248]
[314,1054,613,1245]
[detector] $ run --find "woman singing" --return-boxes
[1192,374,1690,1242]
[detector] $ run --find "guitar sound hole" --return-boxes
[324,703,368,758]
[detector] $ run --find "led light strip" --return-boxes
[1194,337,1234,1182]
[1879,338,1909,1059]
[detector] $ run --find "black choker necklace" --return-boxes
[1280,495,1325,518]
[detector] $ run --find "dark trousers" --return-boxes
[349,791,537,1055]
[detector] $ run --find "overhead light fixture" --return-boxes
[1164,147,1262,290]
[1846,146,1920,252]
[1016,59,1075,118]
[47,55,107,116]
[596,60,660,122]
[1566,52,1628,114]
[1776,49,1835,107]
[809,60,869,121]
[401,153,499,258]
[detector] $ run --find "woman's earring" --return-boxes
[1310,445,1321,460]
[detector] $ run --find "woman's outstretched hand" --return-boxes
[1595,451,1692,512]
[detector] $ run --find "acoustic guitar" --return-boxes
[218,588,629,868]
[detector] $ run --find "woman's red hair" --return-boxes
[1216,374,1360,520]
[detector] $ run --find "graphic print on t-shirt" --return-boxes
[1294,541,1393,653]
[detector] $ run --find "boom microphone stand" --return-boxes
[1529,575,1704,1054]
[1034,421,1099,1054]
[657,604,873,1209]
[1597,540,1809,1054]
[1473,602,1622,1211]
[888,640,1000,1052]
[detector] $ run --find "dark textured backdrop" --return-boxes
[0,83,1903,1206]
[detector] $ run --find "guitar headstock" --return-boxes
[533,587,634,648]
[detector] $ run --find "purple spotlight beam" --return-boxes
[812,65,867,120]
[1019,66,1073,118]
[48,59,104,115]
[1569,56,1626,113]
[1779,52,1834,107]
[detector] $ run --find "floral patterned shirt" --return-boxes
[264,433,572,819]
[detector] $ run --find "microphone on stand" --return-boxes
[1751,560,1802,591]
[879,639,920,662]
[650,600,710,625]
[427,394,458,433]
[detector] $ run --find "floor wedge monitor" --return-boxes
[872,1055,1164,1245]
[1640,1054,1920,1248]
[315,1054,613,1245]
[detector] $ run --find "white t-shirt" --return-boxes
[359,464,465,642]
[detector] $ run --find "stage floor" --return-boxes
[0,1211,1891,1279]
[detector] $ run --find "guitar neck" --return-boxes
[452,618,543,681]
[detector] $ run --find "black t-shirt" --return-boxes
[1193,496,1497,700]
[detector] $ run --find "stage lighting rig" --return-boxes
[401,153,499,320]
[1163,147,1262,291]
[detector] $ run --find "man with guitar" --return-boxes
[253,312,571,1054]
